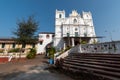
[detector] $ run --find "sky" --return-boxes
[0,0,120,42]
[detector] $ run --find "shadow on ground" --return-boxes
[45,65,111,80]
[0,71,25,80]
[0,63,73,80]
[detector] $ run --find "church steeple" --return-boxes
[56,9,65,19]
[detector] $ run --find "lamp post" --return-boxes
[105,30,115,53]
[105,30,113,42]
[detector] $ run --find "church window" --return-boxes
[75,32,78,37]
[87,15,89,17]
[59,14,62,18]
[74,19,77,23]
[75,28,78,31]
[67,33,70,37]
[84,33,87,37]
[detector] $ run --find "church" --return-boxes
[1,10,120,55]
[1,10,120,54]
[0,10,98,54]
[37,10,97,53]
[54,10,97,51]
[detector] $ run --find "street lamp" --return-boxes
[105,30,113,42]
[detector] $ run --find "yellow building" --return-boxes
[0,38,37,53]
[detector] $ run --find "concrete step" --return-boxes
[63,61,120,72]
[74,58,120,64]
[64,59,120,68]
[66,56,120,61]
[63,64,120,79]
[70,54,120,58]
[62,66,120,80]
[61,53,120,80]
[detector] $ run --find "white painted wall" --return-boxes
[37,33,54,54]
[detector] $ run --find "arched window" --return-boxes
[75,28,78,31]
[87,15,89,17]
[59,14,62,18]
[67,33,70,37]
[75,32,78,37]
[74,19,77,23]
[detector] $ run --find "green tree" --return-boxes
[13,16,39,46]
[48,47,56,59]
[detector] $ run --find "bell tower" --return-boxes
[55,10,65,37]
[54,10,65,50]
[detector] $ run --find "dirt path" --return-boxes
[0,55,73,80]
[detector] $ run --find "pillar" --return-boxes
[64,42,66,50]
[72,38,75,47]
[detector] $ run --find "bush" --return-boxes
[8,48,20,53]
[48,47,56,59]
[26,48,36,59]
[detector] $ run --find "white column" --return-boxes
[79,44,82,53]
[64,42,66,50]
[72,38,75,47]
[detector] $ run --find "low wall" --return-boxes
[0,53,26,58]
[70,41,120,54]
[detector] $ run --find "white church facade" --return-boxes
[37,10,98,53]
[54,10,97,51]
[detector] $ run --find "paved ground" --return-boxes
[0,55,73,80]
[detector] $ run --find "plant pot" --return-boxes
[49,59,54,64]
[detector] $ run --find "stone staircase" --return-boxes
[62,53,120,80]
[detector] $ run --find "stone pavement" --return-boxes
[0,55,73,80]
